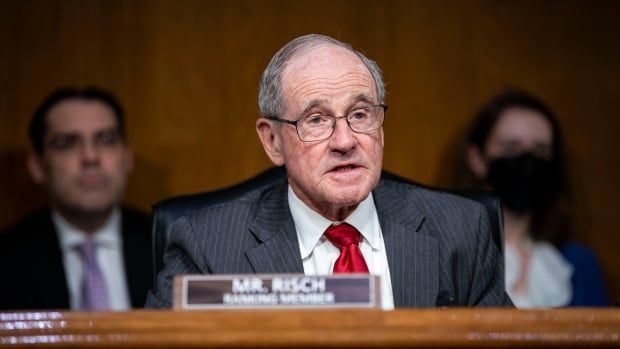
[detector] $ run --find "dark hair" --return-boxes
[28,86,126,154]
[466,89,572,247]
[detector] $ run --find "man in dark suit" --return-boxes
[146,34,512,308]
[0,87,152,311]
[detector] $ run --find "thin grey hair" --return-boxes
[258,34,386,118]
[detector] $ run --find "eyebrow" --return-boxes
[299,99,329,116]
[299,94,376,116]
[48,131,80,138]
[348,93,376,105]
[47,126,120,138]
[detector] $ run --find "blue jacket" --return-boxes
[561,243,608,306]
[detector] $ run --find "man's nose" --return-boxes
[329,116,356,151]
[80,141,101,165]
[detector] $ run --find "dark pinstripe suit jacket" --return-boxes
[146,178,513,308]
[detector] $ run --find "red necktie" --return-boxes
[324,223,369,273]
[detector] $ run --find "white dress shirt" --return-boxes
[288,186,394,310]
[53,208,131,310]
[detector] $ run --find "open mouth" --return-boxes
[330,164,361,172]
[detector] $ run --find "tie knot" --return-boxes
[75,239,98,262]
[324,223,362,248]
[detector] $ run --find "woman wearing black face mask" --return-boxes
[461,90,608,308]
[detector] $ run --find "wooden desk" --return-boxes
[1,309,619,348]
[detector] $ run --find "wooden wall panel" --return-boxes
[1,0,618,302]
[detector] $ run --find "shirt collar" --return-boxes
[53,207,122,251]
[288,186,380,260]
[344,191,380,250]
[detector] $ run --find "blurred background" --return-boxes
[0,0,618,302]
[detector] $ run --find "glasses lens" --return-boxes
[348,105,384,132]
[298,114,334,141]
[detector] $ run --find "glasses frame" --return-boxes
[265,104,388,142]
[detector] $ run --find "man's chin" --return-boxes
[327,187,371,207]
[325,172,375,191]
[58,198,118,217]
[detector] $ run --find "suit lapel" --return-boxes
[33,211,71,309]
[246,184,304,274]
[373,181,439,307]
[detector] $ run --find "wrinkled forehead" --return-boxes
[46,99,119,135]
[281,45,377,110]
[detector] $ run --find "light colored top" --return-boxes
[288,186,394,310]
[505,237,573,308]
[53,208,131,310]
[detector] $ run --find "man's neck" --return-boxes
[321,204,358,222]
[289,185,359,221]
[52,205,116,234]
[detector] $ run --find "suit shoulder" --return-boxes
[0,208,53,242]
[381,179,485,215]
[120,205,152,249]
[0,209,57,266]
[121,206,150,228]
[183,182,284,222]
[378,179,489,243]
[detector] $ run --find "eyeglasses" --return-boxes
[46,129,123,152]
[265,104,387,142]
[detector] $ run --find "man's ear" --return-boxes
[465,144,488,179]
[27,152,46,185]
[256,118,284,166]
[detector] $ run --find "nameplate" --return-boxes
[173,274,380,310]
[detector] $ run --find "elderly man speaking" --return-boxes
[146,34,512,309]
